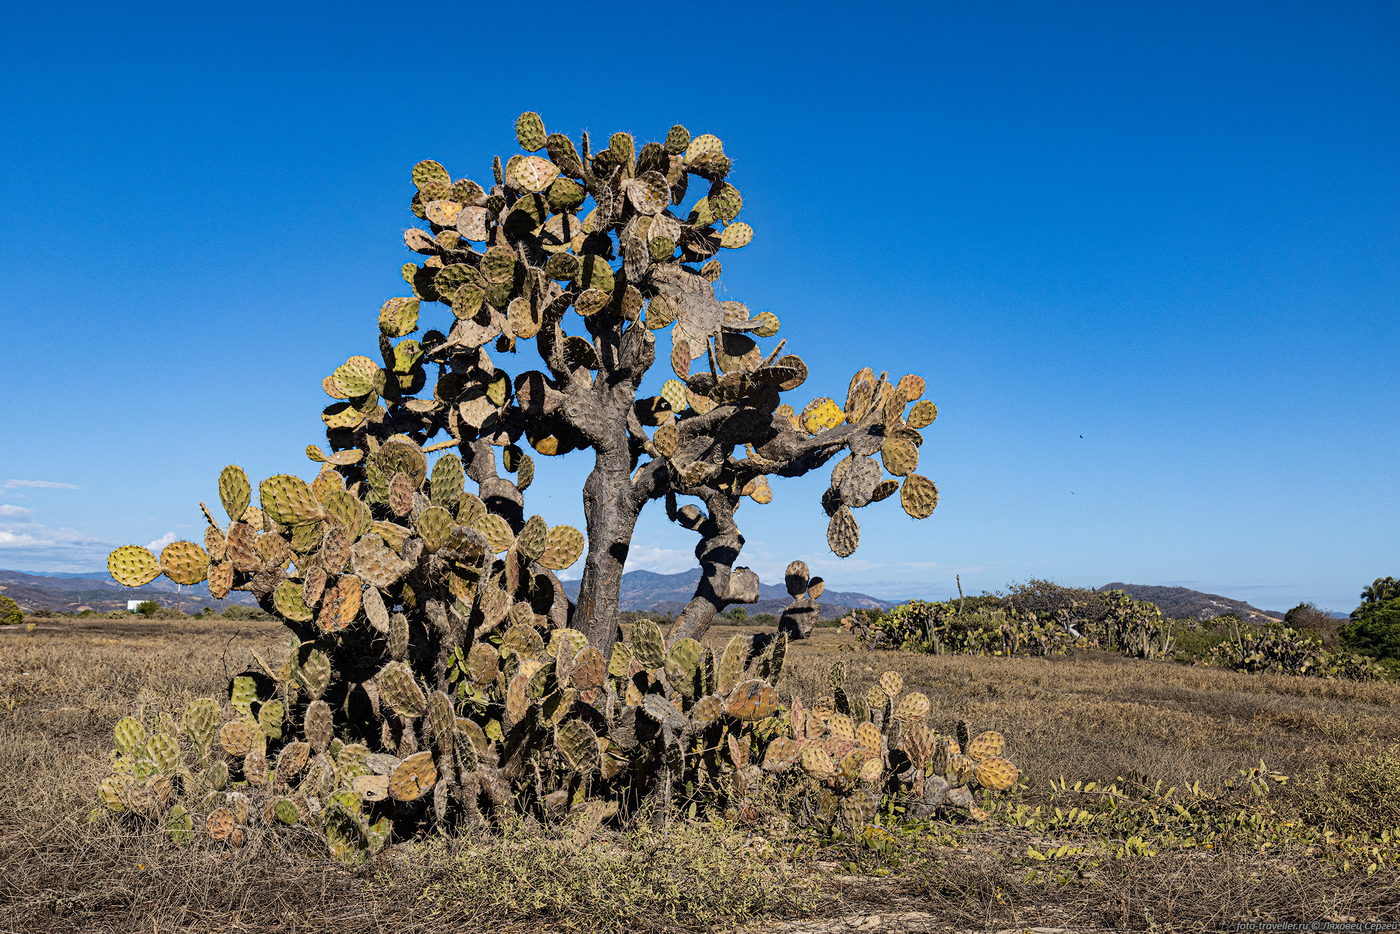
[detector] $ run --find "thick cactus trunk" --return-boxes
[573,449,640,659]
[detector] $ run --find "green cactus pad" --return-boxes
[900,474,938,519]
[516,515,548,562]
[664,124,691,154]
[718,223,753,249]
[180,698,219,749]
[716,634,749,694]
[415,506,452,553]
[412,160,451,190]
[515,112,547,152]
[273,580,314,623]
[629,619,667,669]
[556,719,601,773]
[376,661,427,718]
[501,623,546,659]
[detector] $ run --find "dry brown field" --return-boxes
[2,618,1398,933]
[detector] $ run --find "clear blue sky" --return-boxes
[1,1,1395,613]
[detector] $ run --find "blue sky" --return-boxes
[1,2,1396,613]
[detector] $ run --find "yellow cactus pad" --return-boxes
[108,545,161,587]
[388,751,438,801]
[158,541,209,586]
[974,756,1019,791]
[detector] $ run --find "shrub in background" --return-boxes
[1342,590,1400,663]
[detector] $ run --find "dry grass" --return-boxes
[751,626,1400,788]
[1,619,1398,932]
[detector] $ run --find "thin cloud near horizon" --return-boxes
[4,479,81,490]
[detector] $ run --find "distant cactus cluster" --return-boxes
[1097,590,1175,659]
[846,600,1086,657]
[100,115,970,862]
[1208,624,1383,681]
[849,592,1384,682]
[848,589,1171,660]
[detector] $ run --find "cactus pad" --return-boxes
[966,730,1005,761]
[908,399,938,429]
[181,699,219,749]
[108,545,161,587]
[538,524,584,570]
[388,751,438,801]
[629,619,667,669]
[259,475,324,526]
[570,646,606,692]
[157,540,209,585]
[724,679,779,721]
[893,692,930,722]
[974,756,1018,791]
[900,474,939,519]
[801,398,844,434]
[377,662,427,718]
[515,112,547,152]
[556,720,601,773]
[219,720,255,757]
[826,505,859,557]
[218,465,252,522]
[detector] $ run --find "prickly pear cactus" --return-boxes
[100,114,957,862]
[774,664,1020,830]
[1208,624,1382,681]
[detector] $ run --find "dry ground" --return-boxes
[1,619,1398,933]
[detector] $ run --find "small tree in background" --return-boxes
[1283,601,1340,647]
[0,594,22,626]
[134,600,160,619]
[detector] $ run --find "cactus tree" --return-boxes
[100,115,956,854]
[388,114,941,654]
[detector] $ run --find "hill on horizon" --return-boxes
[1097,582,1282,624]
[0,568,257,615]
[560,569,897,620]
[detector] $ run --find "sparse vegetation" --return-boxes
[853,582,1392,683]
[419,817,816,932]
[3,619,1397,932]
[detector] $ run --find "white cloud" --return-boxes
[0,526,109,551]
[0,503,112,570]
[536,544,696,580]
[3,479,80,490]
[144,531,179,552]
[622,544,696,575]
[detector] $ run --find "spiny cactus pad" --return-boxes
[108,545,161,587]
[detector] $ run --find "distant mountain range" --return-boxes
[0,566,893,619]
[0,568,257,614]
[561,569,897,620]
[0,565,1298,626]
[1097,583,1282,624]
